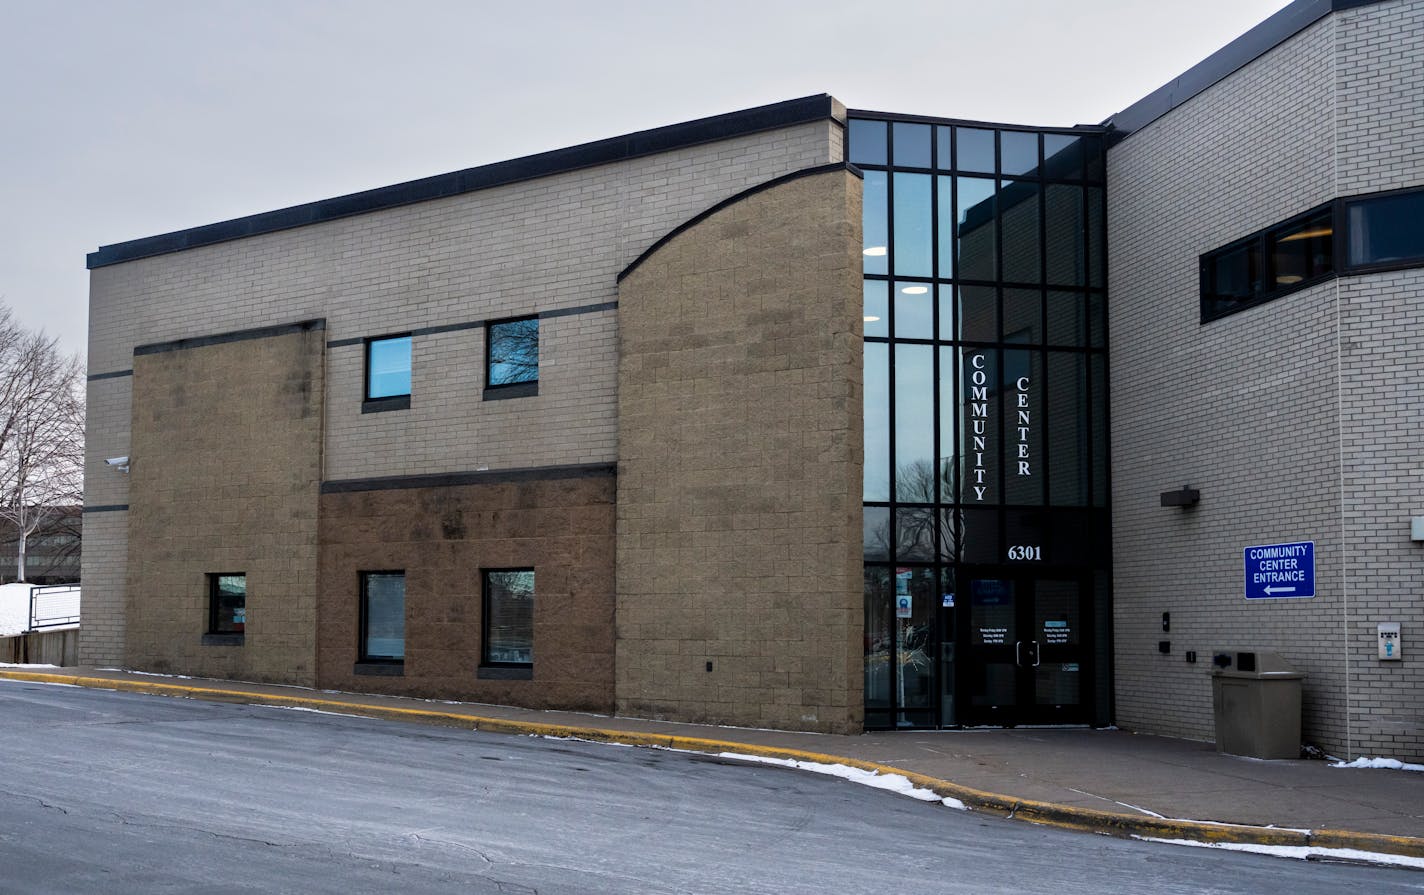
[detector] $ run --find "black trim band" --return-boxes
[327,302,617,349]
[483,381,539,401]
[847,108,1106,135]
[617,162,862,283]
[361,395,410,414]
[135,319,326,357]
[88,95,837,269]
[354,662,405,677]
[477,666,533,681]
[321,462,616,494]
[83,504,129,513]
[330,321,481,347]
[539,300,617,320]
[87,370,134,382]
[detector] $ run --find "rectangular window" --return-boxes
[485,317,539,396]
[1201,240,1261,321]
[208,573,246,635]
[360,572,405,662]
[365,335,412,401]
[1268,209,1333,290]
[1346,188,1424,271]
[483,569,534,666]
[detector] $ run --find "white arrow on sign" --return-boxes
[1263,586,1297,595]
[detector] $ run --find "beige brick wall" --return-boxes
[616,166,864,733]
[78,510,126,666]
[323,309,619,478]
[86,116,843,666]
[1109,1,1424,759]
[78,375,132,665]
[124,324,324,685]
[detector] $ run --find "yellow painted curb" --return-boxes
[5,669,1422,860]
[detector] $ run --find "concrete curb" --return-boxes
[7,669,1423,860]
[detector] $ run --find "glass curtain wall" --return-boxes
[852,115,1111,729]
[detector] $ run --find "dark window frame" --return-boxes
[484,316,540,399]
[849,115,1113,730]
[358,570,406,666]
[1200,201,1336,323]
[1341,184,1424,275]
[363,333,413,411]
[481,567,535,669]
[1201,185,1424,323]
[206,572,246,641]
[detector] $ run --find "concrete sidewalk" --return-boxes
[5,666,1423,860]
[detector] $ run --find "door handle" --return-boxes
[1015,641,1024,666]
[1032,640,1041,667]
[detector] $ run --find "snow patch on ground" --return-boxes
[545,737,967,808]
[1331,756,1424,772]
[0,584,35,636]
[540,735,634,747]
[715,752,969,810]
[0,662,59,668]
[96,668,197,680]
[252,704,377,719]
[1135,836,1424,870]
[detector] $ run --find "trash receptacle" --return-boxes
[1211,650,1305,759]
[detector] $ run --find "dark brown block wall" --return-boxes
[316,474,616,711]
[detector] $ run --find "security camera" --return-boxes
[105,456,130,472]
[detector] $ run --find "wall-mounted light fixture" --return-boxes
[1160,485,1200,508]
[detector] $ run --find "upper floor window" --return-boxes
[1201,204,1334,322]
[1202,186,1424,323]
[365,335,412,400]
[1346,188,1424,271]
[485,317,539,397]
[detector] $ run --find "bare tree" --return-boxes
[0,302,85,582]
[892,458,962,561]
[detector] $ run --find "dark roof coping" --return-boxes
[88,95,839,270]
[1104,0,1387,140]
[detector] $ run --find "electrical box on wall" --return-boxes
[1378,623,1402,661]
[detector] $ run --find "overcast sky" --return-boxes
[2,0,1291,357]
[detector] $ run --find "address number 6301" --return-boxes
[1006,545,1042,561]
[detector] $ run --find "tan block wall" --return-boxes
[124,325,324,684]
[616,167,864,733]
[317,474,616,711]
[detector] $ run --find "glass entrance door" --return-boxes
[960,570,1091,725]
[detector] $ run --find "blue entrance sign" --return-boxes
[1243,541,1315,599]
